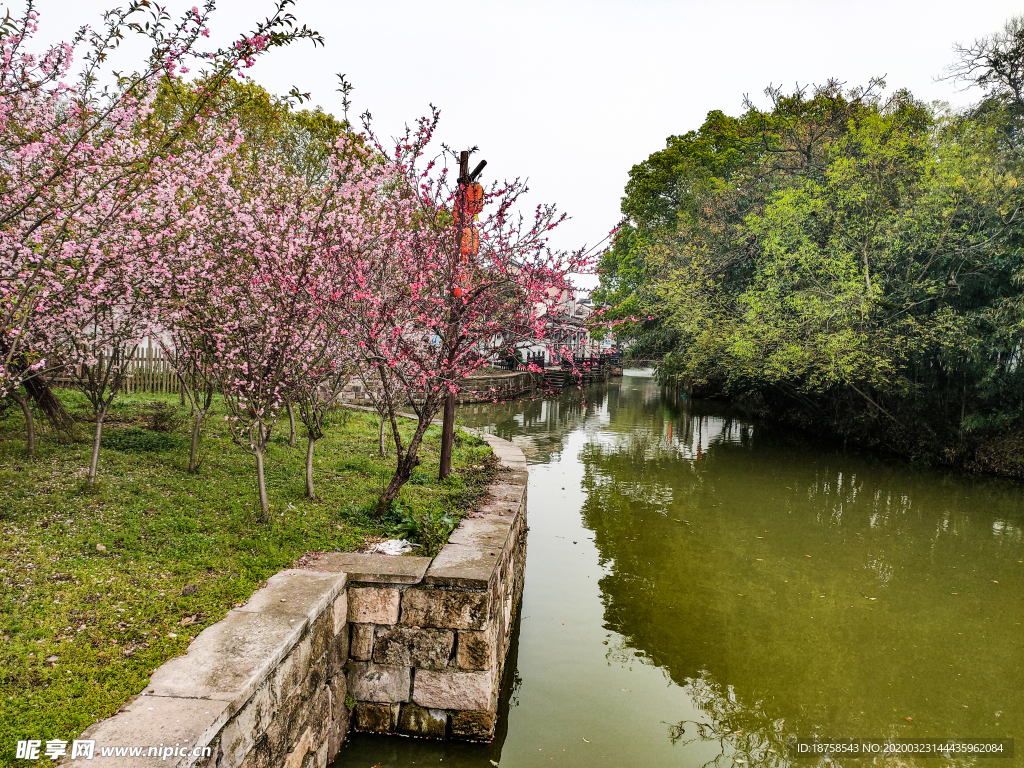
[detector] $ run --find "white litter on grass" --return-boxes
[368,539,421,556]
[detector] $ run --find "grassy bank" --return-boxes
[0,390,494,763]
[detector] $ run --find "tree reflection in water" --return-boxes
[571,379,1021,765]
[667,670,971,768]
[668,671,789,768]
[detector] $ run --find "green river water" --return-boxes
[334,370,1024,768]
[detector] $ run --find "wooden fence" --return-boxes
[121,342,179,394]
[49,342,181,395]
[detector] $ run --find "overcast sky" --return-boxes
[27,0,1024,283]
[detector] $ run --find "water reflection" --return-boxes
[669,671,790,768]
[457,389,593,465]
[576,384,1023,753]
[336,373,1023,768]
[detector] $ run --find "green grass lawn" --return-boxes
[0,390,494,763]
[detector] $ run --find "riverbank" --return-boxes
[643,368,1024,481]
[0,390,494,764]
[723,389,1024,481]
[341,369,541,406]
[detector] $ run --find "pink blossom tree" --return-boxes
[0,0,321,404]
[169,159,310,520]
[150,123,246,474]
[286,339,353,499]
[338,110,591,515]
[39,204,165,484]
[163,133,388,520]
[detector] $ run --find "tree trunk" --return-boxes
[378,414,386,456]
[24,375,74,436]
[305,435,316,499]
[12,392,35,456]
[0,341,74,435]
[88,411,106,485]
[375,409,437,516]
[377,453,419,516]
[439,392,455,480]
[287,403,296,447]
[255,442,270,523]
[188,410,203,473]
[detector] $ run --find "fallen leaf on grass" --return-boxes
[582,738,590,743]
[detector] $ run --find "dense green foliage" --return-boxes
[152,76,350,182]
[595,29,1024,473]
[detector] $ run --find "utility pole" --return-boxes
[440,150,486,479]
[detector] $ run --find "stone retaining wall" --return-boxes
[455,371,539,404]
[340,372,538,406]
[67,432,527,763]
[71,570,351,768]
[309,433,528,741]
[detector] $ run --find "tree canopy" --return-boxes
[595,30,1024,474]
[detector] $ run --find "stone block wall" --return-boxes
[340,373,538,406]
[310,432,528,741]
[68,570,351,768]
[454,371,539,404]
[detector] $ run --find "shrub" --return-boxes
[102,427,184,453]
[143,403,185,433]
[392,502,456,556]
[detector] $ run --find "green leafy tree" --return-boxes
[596,56,1024,471]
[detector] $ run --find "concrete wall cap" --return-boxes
[147,611,305,707]
[479,433,526,464]
[236,570,347,624]
[446,515,514,550]
[311,553,431,584]
[78,695,231,768]
[424,542,502,589]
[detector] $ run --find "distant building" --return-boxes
[519,291,615,365]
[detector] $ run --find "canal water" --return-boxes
[334,371,1024,767]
